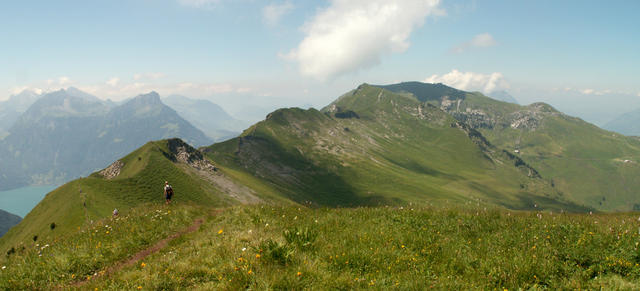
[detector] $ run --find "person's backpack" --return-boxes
[166,185,173,195]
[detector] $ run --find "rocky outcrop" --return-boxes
[166,138,217,172]
[175,146,217,171]
[509,111,540,130]
[451,108,495,129]
[99,160,124,179]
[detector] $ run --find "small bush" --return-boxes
[283,227,317,251]
[258,239,294,266]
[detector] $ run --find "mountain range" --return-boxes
[0,209,21,237]
[0,89,212,190]
[163,95,248,141]
[0,89,42,139]
[603,108,640,136]
[4,81,640,248]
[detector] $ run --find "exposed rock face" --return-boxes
[166,138,217,172]
[175,146,217,171]
[451,108,494,129]
[509,111,540,130]
[440,96,457,111]
[441,100,561,132]
[99,160,124,179]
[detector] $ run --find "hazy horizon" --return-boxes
[2,0,639,126]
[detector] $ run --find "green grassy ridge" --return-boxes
[36,204,640,290]
[378,82,640,211]
[205,84,586,211]
[0,203,206,290]
[0,139,240,251]
[461,92,640,211]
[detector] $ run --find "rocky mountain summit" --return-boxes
[0,89,211,190]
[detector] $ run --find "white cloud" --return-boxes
[177,0,220,8]
[581,88,594,95]
[452,32,497,53]
[3,76,256,102]
[424,69,508,93]
[106,77,120,87]
[10,86,30,95]
[133,72,166,81]
[58,76,71,85]
[285,0,443,80]
[263,2,294,26]
[470,33,496,47]
[560,87,620,96]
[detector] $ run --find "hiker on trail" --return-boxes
[112,208,119,217]
[164,181,174,205]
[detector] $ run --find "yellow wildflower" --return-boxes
[218,229,223,234]
[141,262,146,268]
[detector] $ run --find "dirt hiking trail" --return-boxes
[68,208,222,288]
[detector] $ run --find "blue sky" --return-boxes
[1,0,639,124]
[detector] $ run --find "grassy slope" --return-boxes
[3,204,640,290]
[462,94,640,211]
[205,85,585,211]
[379,82,640,211]
[0,139,254,251]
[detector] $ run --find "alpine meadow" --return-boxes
[2,0,640,290]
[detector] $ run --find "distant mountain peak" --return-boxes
[134,91,161,101]
[487,90,519,104]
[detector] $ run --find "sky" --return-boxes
[1,0,639,125]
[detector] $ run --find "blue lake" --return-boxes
[0,185,57,218]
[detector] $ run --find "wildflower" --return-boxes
[297,271,302,276]
[141,262,146,268]
[106,231,109,234]
[247,270,253,274]
[242,247,247,252]
[256,254,261,259]
[138,286,142,290]
[1,266,5,270]
[218,229,223,234]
